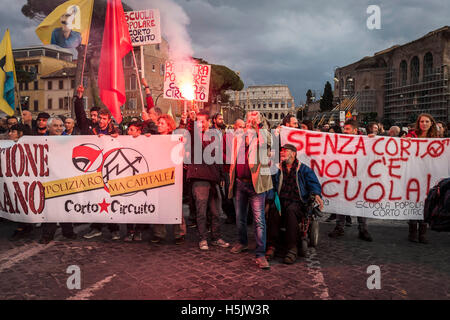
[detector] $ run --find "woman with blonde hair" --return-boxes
[405,113,439,244]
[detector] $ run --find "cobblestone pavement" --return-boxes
[0,211,449,300]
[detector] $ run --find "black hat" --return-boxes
[281,143,297,153]
[36,112,50,120]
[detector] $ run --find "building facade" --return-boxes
[225,85,296,127]
[334,26,450,124]
[13,45,77,117]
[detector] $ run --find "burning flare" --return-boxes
[180,82,195,101]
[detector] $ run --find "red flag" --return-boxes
[98,0,132,124]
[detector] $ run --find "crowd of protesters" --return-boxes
[0,79,448,269]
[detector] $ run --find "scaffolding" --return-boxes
[384,65,449,124]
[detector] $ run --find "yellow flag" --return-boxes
[0,29,16,116]
[35,0,94,49]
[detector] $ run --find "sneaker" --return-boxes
[175,236,185,245]
[265,246,276,261]
[83,229,102,239]
[256,256,270,269]
[151,235,162,243]
[230,243,248,254]
[111,231,121,240]
[133,232,143,242]
[358,230,373,242]
[199,240,209,250]
[124,232,134,242]
[211,238,230,248]
[328,226,344,238]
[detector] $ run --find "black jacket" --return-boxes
[185,119,224,183]
[74,96,118,136]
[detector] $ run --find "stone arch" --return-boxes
[399,60,407,86]
[423,52,433,80]
[410,56,420,84]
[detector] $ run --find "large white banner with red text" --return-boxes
[0,135,184,224]
[281,127,450,220]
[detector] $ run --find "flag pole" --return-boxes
[15,86,23,121]
[131,48,145,113]
[80,0,94,84]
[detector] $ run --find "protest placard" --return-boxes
[125,9,161,46]
[163,61,211,103]
[280,126,450,220]
[0,135,183,224]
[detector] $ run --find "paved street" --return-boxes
[0,210,449,301]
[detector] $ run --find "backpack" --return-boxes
[424,178,450,232]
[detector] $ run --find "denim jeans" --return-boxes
[235,179,266,258]
[192,180,221,241]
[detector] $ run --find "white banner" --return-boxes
[125,9,161,46]
[281,127,450,220]
[163,61,211,103]
[0,135,184,224]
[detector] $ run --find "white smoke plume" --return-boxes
[127,0,194,63]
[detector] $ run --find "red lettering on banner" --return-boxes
[354,137,367,155]
[24,144,39,177]
[363,182,385,203]
[3,183,14,213]
[400,139,411,158]
[368,159,382,178]
[385,138,399,156]
[412,139,428,157]
[305,133,322,156]
[325,160,342,178]
[406,179,420,202]
[321,179,340,198]
[337,136,354,155]
[11,144,25,177]
[5,147,12,177]
[426,174,431,195]
[28,181,45,214]
[387,158,406,179]
[367,160,383,178]
[343,158,357,177]
[311,159,325,177]
[287,131,305,152]
[372,137,385,156]
[344,180,361,201]
[324,134,338,154]
[39,145,49,177]
[13,181,29,215]
[388,180,402,201]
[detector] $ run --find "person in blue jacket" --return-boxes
[266,143,323,264]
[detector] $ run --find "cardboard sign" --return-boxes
[125,9,161,46]
[281,126,450,220]
[0,135,184,224]
[163,61,211,103]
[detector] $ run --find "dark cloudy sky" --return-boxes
[1,0,449,105]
